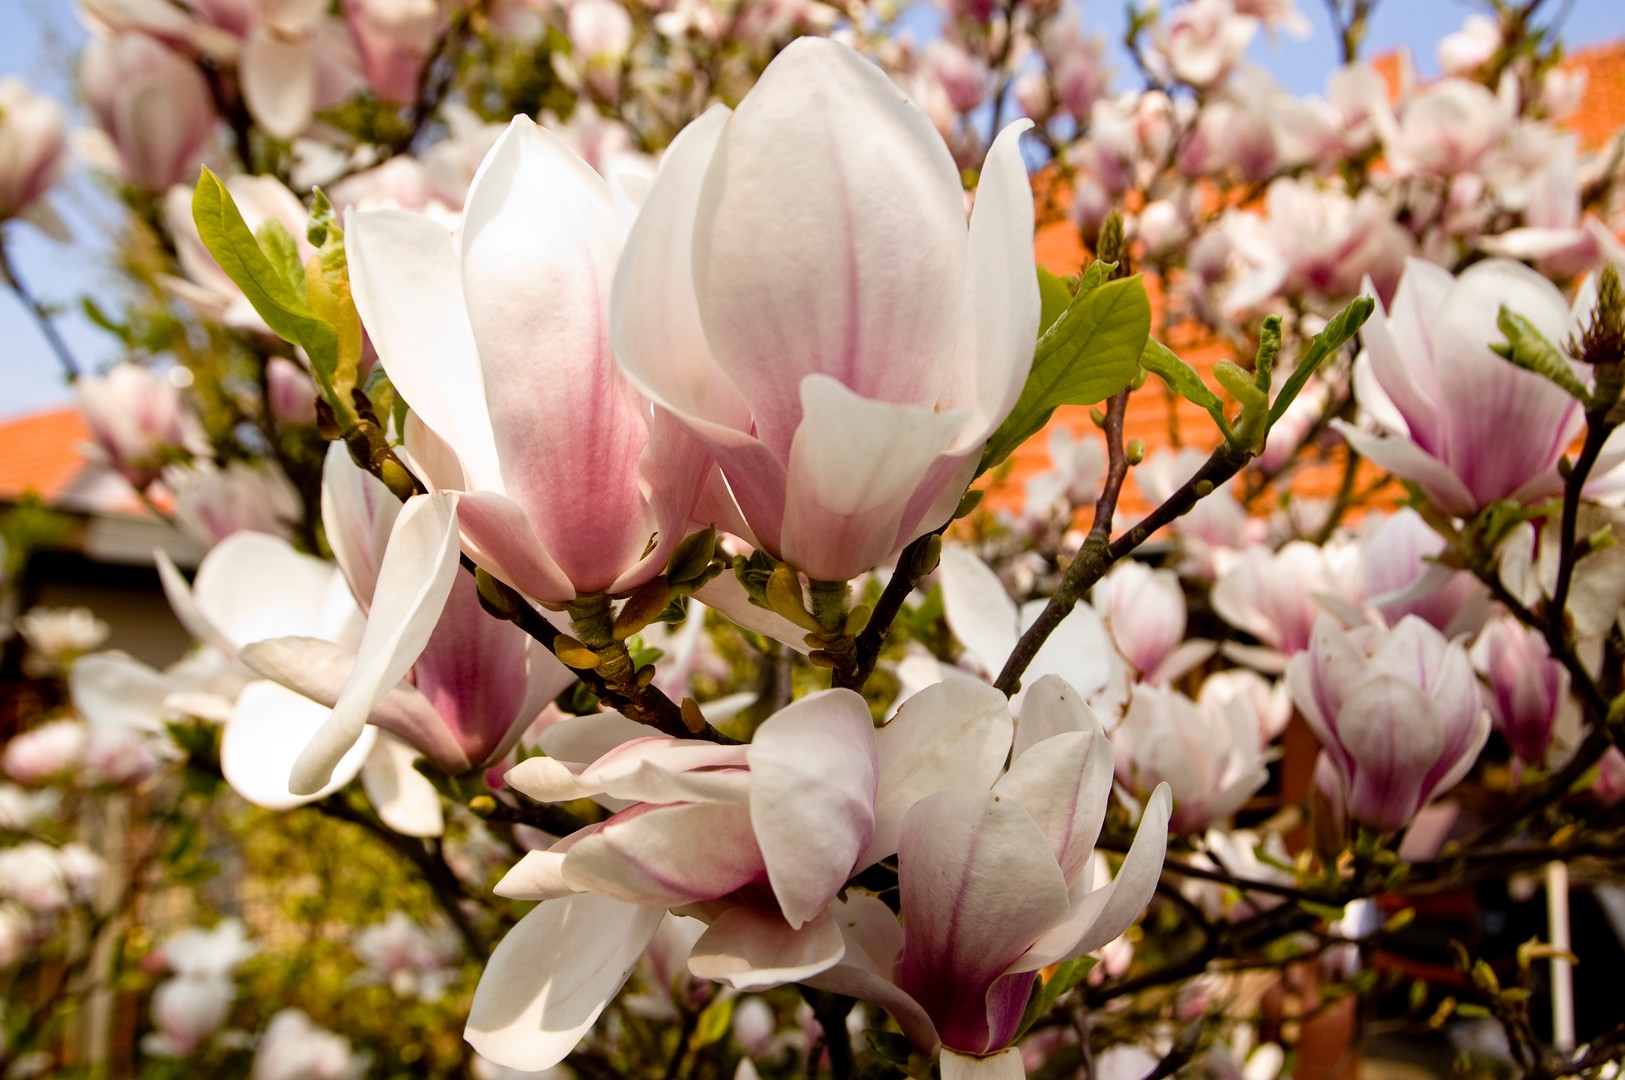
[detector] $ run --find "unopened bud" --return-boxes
[911,533,943,578]
[612,578,672,640]
[679,698,708,734]
[667,526,719,586]
[552,635,601,670]
[955,488,985,519]
[1089,407,1108,429]
[468,794,497,818]
[1125,438,1145,465]
[844,604,872,637]
[766,564,821,632]
[476,569,523,620]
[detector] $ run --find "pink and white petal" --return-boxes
[361,735,444,838]
[1338,677,1443,831]
[687,904,845,990]
[466,894,663,1071]
[562,802,764,907]
[346,208,502,491]
[609,411,716,597]
[290,493,461,795]
[748,689,878,927]
[223,681,376,811]
[320,442,401,612]
[1013,675,1104,760]
[1019,782,1171,968]
[611,104,750,431]
[939,544,1019,678]
[1331,421,1478,518]
[941,1048,1025,1080]
[947,120,1039,442]
[460,116,652,594]
[994,730,1113,881]
[781,376,967,581]
[898,791,1068,1054]
[456,492,577,605]
[693,38,966,458]
[238,635,471,773]
[864,676,1014,868]
[805,893,940,1052]
[532,710,655,769]
[240,31,315,140]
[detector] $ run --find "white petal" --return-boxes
[864,676,1014,867]
[241,31,316,141]
[360,736,444,837]
[466,895,663,1071]
[687,904,845,990]
[222,681,376,810]
[941,1048,1026,1080]
[290,493,461,795]
[939,544,1019,678]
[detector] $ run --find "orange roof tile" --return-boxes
[0,407,95,505]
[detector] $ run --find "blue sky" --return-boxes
[3,0,1622,420]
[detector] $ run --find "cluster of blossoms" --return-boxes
[2,0,1625,1077]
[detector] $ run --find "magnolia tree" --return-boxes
[2,0,1625,1077]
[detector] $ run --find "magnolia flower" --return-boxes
[76,363,205,489]
[159,919,258,978]
[612,38,1038,582]
[1211,541,1360,672]
[1595,748,1625,806]
[0,77,68,228]
[145,975,236,1057]
[1360,508,1486,635]
[468,677,1021,1069]
[353,912,461,1000]
[1498,506,1625,642]
[1149,0,1256,87]
[1021,426,1104,520]
[1336,258,1582,518]
[1220,179,1409,315]
[16,607,110,669]
[1378,78,1512,178]
[1438,14,1500,75]
[1289,616,1489,833]
[347,115,710,606]
[251,1010,369,1080]
[2,719,88,785]
[80,32,215,190]
[167,460,304,547]
[1092,561,1212,685]
[343,0,443,103]
[0,842,101,913]
[1197,668,1291,747]
[1112,684,1269,833]
[803,677,1170,1074]
[1470,618,1573,767]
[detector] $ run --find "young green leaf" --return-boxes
[1141,336,1233,439]
[1266,295,1375,428]
[979,272,1150,473]
[1493,306,1593,407]
[255,219,304,299]
[1016,956,1097,1039]
[191,167,340,381]
[1037,265,1073,336]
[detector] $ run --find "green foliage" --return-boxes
[980,266,1151,473]
[1141,335,1231,438]
[1036,265,1073,336]
[1494,305,1593,406]
[1266,296,1374,429]
[1015,956,1097,1039]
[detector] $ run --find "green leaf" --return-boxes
[1266,296,1375,428]
[865,1030,915,1065]
[1016,956,1096,1038]
[191,167,340,381]
[690,994,734,1050]
[980,272,1151,473]
[256,219,304,298]
[1493,306,1592,407]
[1141,336,1232,438]
[1037,265,1072,336]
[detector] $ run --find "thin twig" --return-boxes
[0,234,83,382]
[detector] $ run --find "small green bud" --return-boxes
[766,564,822,632]
[1194,479,1214,497]
[667,525,719,586]
[844,604,872,637]
[552,635,601,670]
[1089,407,1108,429]
[476,569,523,620]
[612,577,672,640]
[911,533,943,577]
[955,488,985,519]
[1124,438,1145,465]
[468,794,497,817]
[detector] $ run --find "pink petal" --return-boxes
[562,802,764,907]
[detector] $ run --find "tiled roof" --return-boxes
[0,407,95,505]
